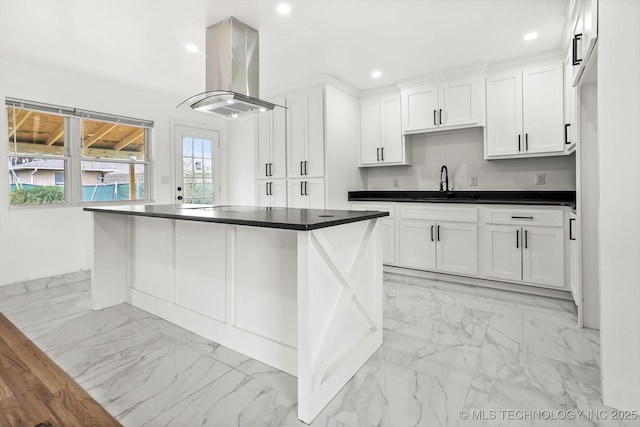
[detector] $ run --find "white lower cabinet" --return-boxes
[256,179,287,207]
[399,205,478,276]
[288,178,325,209]
[569,211,580,305]
[484,208,565,288]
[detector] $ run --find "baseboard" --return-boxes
[383,266,573,301]
[0,270,91,297]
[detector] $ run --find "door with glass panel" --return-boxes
[174,125,220,204]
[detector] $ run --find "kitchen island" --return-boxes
[84,204,388,424]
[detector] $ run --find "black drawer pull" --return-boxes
[511,216,534,220]
[516,229,519,249]
[569,218,576,240]
[564,124,571,145]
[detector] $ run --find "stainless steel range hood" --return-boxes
[178,17,282,118]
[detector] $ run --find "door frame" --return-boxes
[171,121,223,204]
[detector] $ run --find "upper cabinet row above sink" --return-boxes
[359,55,574,166]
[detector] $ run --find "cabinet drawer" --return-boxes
[484,208,563,227]
[400,204,478,222]
[350,202,395,218]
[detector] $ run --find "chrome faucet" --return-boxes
[439,165,449,192]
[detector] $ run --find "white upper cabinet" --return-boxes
[570,0,598,86]
[359,91,408,166]
[564,48,578,153]
[485,61,565,159]
[287,87,325,179]
[400,74,483,134]
[256,97,286,179]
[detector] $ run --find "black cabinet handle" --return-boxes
[437,225,440,241]
[377,147,380,161]
[433,110,437,126]
[430,225,434,242]
[265,163,268,176]
[300,181,303,196]
[269,182,273,195]
[266,183,269,196]
[304,161,308,175]
[304,181,308,196]
[518,134,521,152]
[516,229,519,249]
[572,33,583,66]
[300,161,303,175]
[269,163,273,176]
[439,109,442,125]
[525,133,529,151]
[569,218,576,240]
[524,230,528,249]
[511,216,534,220]
[565,124,571,145]
[381,147,384,161]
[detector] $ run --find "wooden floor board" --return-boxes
[0,313,121,427]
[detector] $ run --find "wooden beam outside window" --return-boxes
[45,124,64,145]
[114,128,144,151]
[84,123,118,147]
[8,111,33,139]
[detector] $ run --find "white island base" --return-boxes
[91,212,383,423]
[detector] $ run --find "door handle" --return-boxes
[265,163,269,176]
[300,181,303,196]
[525,133,529,151]
[565,124,571,145]
[433,110,437,126]
[516,229,519,249]
[381,147,384,161]
[569,218,576,240]
[437,225,440,241]
[269,163,273,176]
[430,225,434,242]
[300,161,303,176]
[266,183,269,196]
[304,161,308,175]
[177,195,183,201]
[524,230,528,249]
[439,109,442,125]
[304,181,308,196]
[518,134,521,152]
[572,33,583,65]
[511,216,534,220]
[377,147,380,161]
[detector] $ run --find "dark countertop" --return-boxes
[84,204,389,231]
[348,190,576,207]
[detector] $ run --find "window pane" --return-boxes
[8,157,66,205]
[203,139,212,158]
[193,138,203,158]
[81,119,145,161]
[182,137,193,157]
[81,161,145,202]
[7,107,65,156]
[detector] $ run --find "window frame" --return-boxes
[5,98,153,208]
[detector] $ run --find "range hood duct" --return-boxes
[178,17,282,118]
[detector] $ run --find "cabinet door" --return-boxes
[271,98,287,179]
[360,98,381,165]
[401,84,438,133]
[571,7,586,84]
[569,214,580,305]
[438,76,479,128]
[287,95,307,178]
[306,88,325,178]
[564,49,577,152]
[306,179,325,209]
[522,63,565,154]
[436,222,478,276]
[486,71,522,157]
[256,181,272,207]
[522,226,565,288]
[256,113,272,179]
[379,94,404,164]
[270,180,287,208]
[288,179,308,209]
[399,219,436,270]
[484,225,522,282]
[381,218,396,265]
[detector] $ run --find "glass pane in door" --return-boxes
[176,125,218,205]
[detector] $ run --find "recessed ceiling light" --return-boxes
[259,108,267,112]
[185,44,199,53]
[230,113,239,118]
[523,32,538,41]
[371,70,382,79]
[277,3,291,15]
[226,99,235,104]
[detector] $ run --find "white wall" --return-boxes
[579,82,599,329]
[365,127,576,191]
[598,0,640,410]
[0,58,227,287]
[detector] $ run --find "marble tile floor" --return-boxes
[1,273,637,427]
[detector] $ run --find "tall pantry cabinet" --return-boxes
[255,80,363,209]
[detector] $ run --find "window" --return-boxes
[6,98,152,206]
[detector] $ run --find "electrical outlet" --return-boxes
[470,176,478,186]
[535,173,545,185]
[392,178,399,188]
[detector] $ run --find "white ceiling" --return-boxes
[0,0,569,98]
